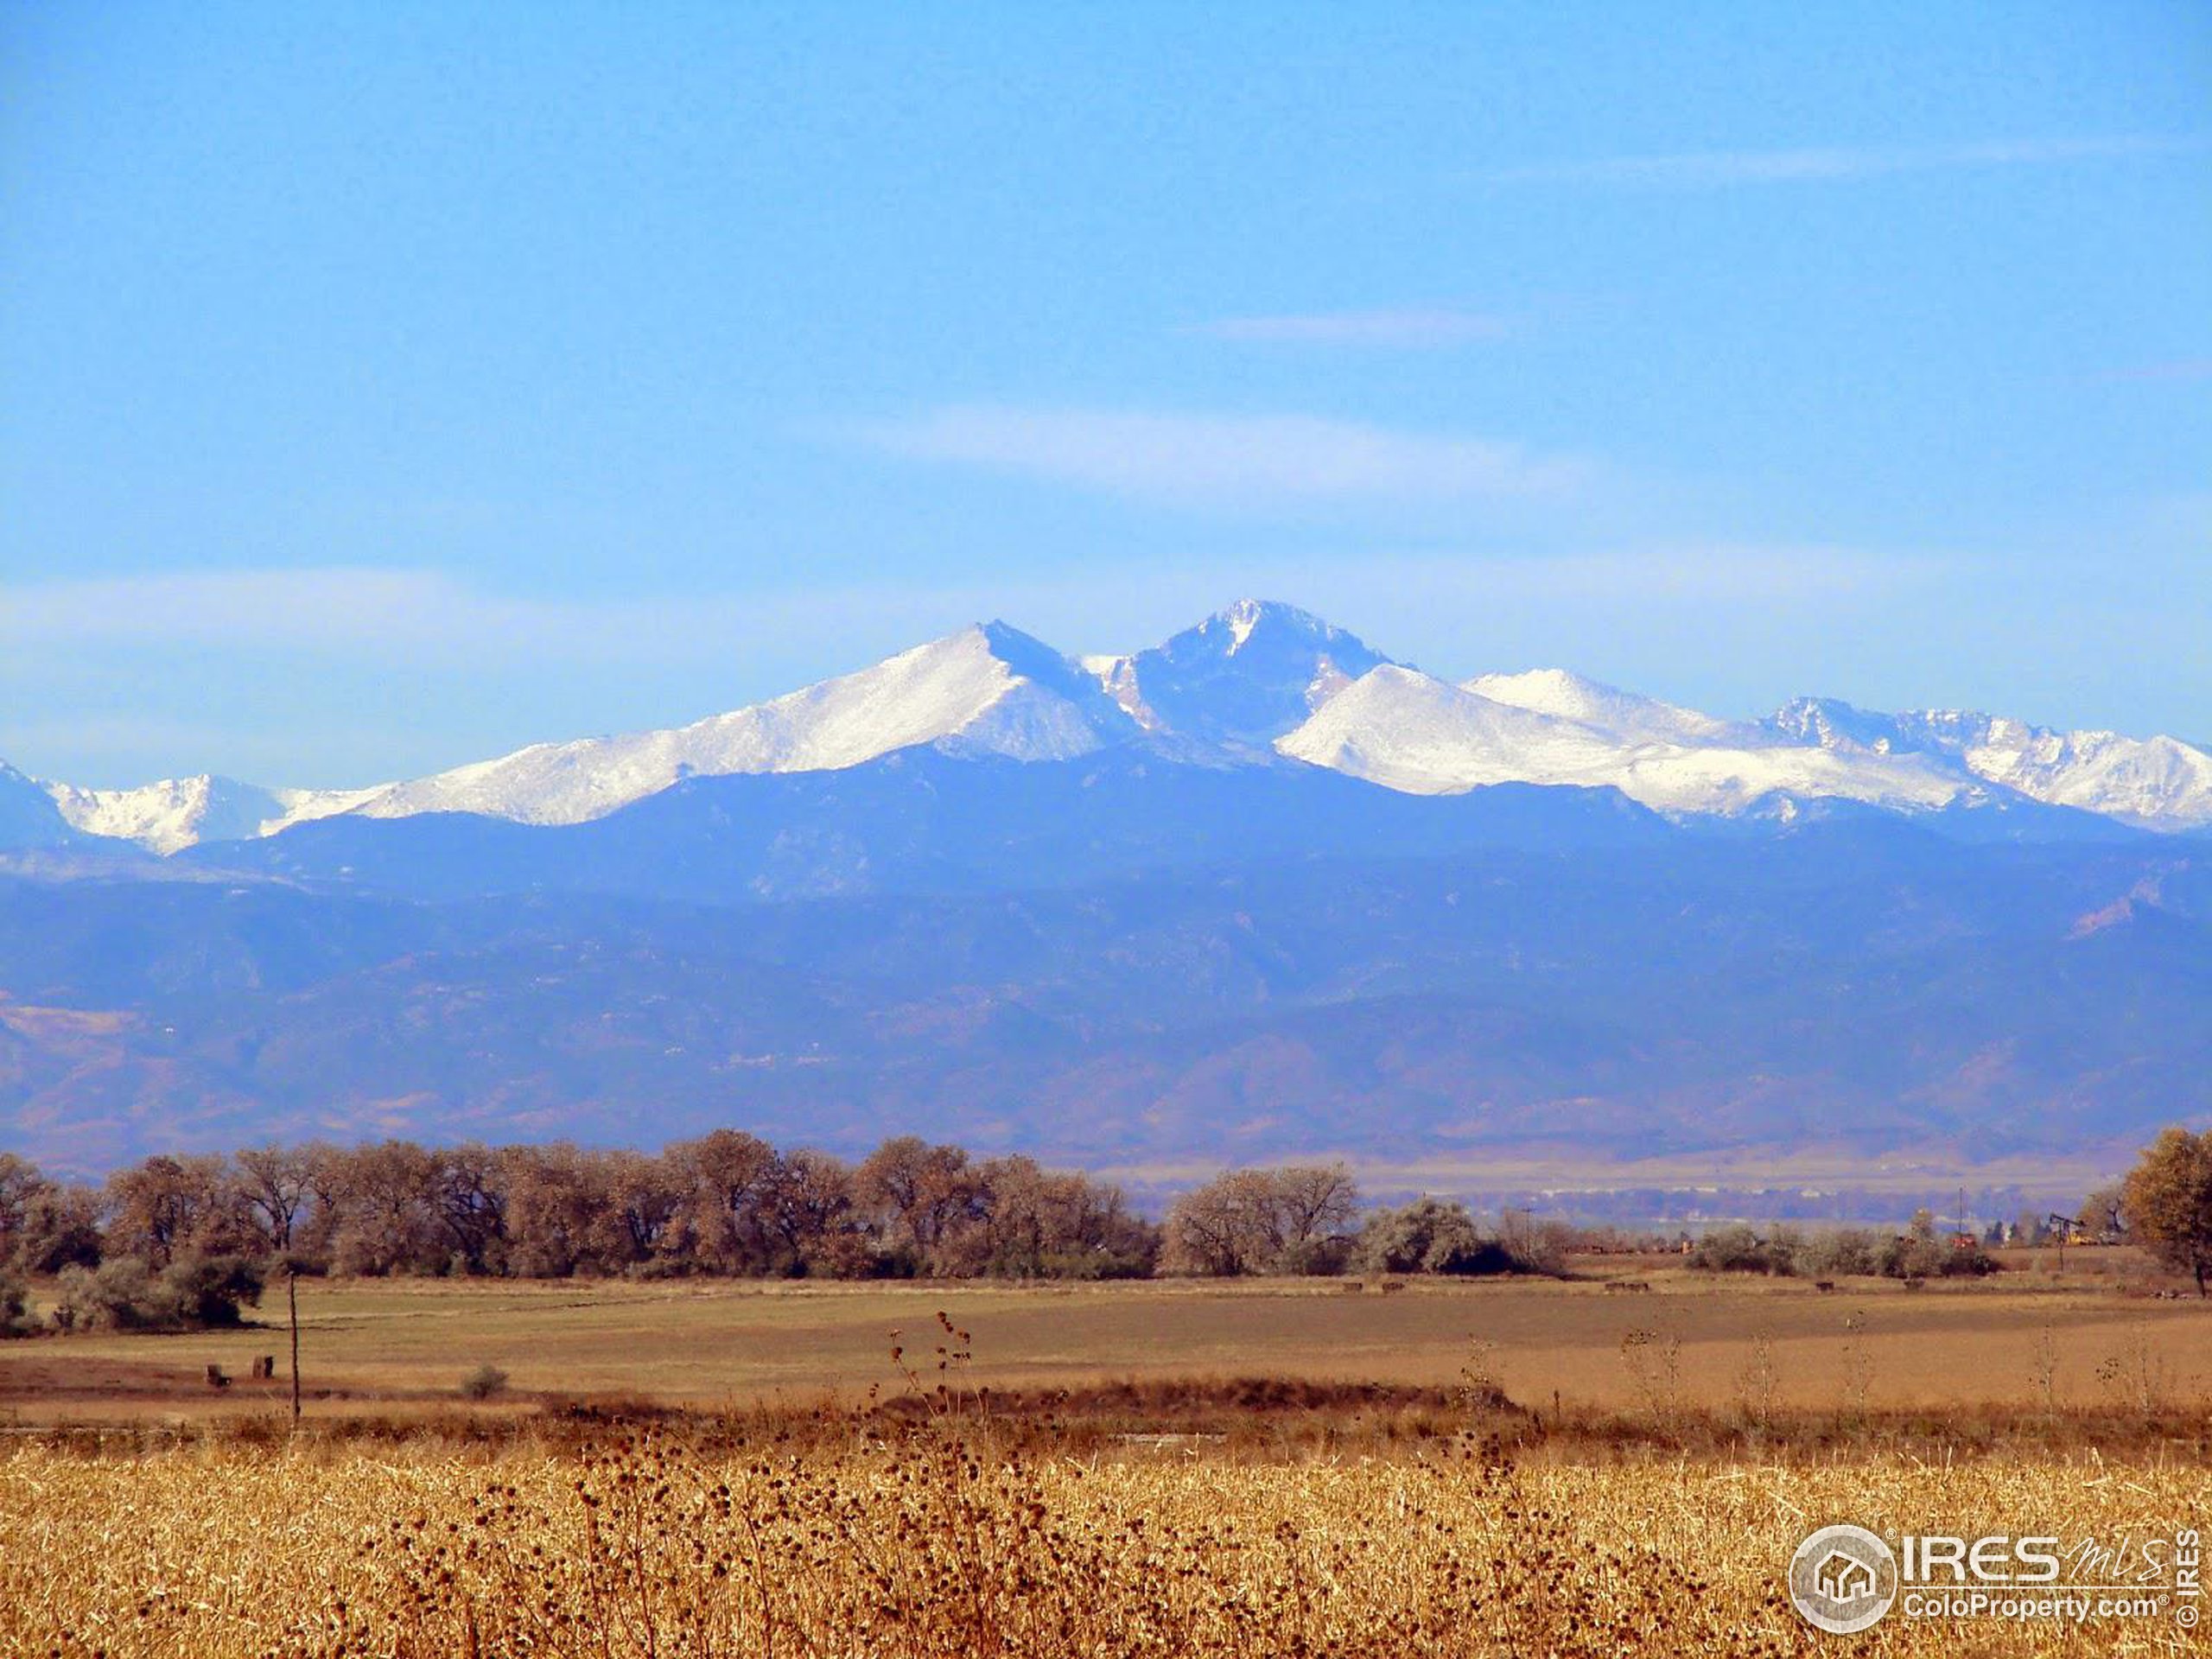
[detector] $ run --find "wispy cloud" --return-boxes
[3,568,835,667]
[1456,543,1934,603]
[9,568,582,658]
[2,546,1914,671]
[1193,308,1510,347]
[1487,133,2204,188]
[855,406,1594,506]
[2095,358,2212,383]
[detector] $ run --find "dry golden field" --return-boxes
[3,1252,2208,1426]
[3,1260,2208,1656]
[2,1433,2205,1656]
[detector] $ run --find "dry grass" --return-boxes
[5,1266,2208,1655]
[3,1428,2205,1657]
[5,1256,2205,1427]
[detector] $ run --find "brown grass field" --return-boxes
[2,1249,2204,1424]
[3,1255,2208,1656]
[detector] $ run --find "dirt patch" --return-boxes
[0,1353,249,1405]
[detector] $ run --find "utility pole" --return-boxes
[288,1263,302,1427]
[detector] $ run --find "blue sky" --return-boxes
[3,1,2207,786]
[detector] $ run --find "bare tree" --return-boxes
[1163,1166,1359,1276]
[235,1146,316,1254]
[432,1144,509,1274]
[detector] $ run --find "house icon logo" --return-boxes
[1815,1549,1876,1600]
[1789,1524,1898,1633]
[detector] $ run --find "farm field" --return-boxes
[2,1252,2206,1427]
[5,1258,2209,1656]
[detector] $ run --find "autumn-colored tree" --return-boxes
[105,1154,249,1268]
[10,1182,103,1274]
[431,1144,510,1274]
[588,1151,683,1272]
[497,1143,603,1277]
[2121,1128,2212,1296]
[664,1130,779,1274]
[2079,1182,2130,1243]
[0,1154,54,1273]
[1267,1165,1359,1272]
[31,1130,1287,1287]
[1161,1170,1277,1276]
[323,1141,445,1275]
[1162,1166,1359,1276]
[856,1137,979,1268]
[1351,1198,1496,1276]
[757,1149,857,1275]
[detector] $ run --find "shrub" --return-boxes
[1352,1200,1539,1277]
[1687,1225,1797,1275]
[0,1274,39,1338]
[1875,1224,1999,1281]
[459,1364,510,1401]
[48,1253,264,1332]
[162,1254,267,1327]
[1799,1228,1880,1278]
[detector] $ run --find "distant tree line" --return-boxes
[0,1138,1583,1333]
[1683,1131,2212,1295]
[1685,1211,2000,1280]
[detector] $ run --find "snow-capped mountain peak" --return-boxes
[1467,668,1751,747]
[1217,595,1281,653]
[1276,664,1624,793]
[1764,696,1917,754]
[350,621,1139,828]
[1281,666,1983,817]
[1106,599,1393,746]
[1764,698,2212,828]
[43,774,382,855]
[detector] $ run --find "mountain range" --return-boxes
[13,600,2212,855]
[3,601,2208,1187]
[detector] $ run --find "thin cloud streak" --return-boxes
[1487,133,2205,188]
[5,548,1926,664]
[855,406,1593,505]
[2096,358,2212,383]
[1194,308,1511,346]
[3,568,937,667]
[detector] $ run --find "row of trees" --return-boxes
[11,1124,2201,1314]
[1680,1133,2212,1293]
[0,1135,1160,1287]
[1160,1170,1572,1279]
[0,1139,1578,1315]
[1687,1213,1999,1280]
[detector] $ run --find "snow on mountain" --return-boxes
[1281,666,1983,817]
[1,762,83,850]
[1964,725,2212,828]
[1098,599,1390,746]
[43,775,379,855]
[20,602,2212,849]
[1465,668,1754,747]
[1277,665,1624,793]
[350,621,1139,827]
[1767,699,2212,830]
